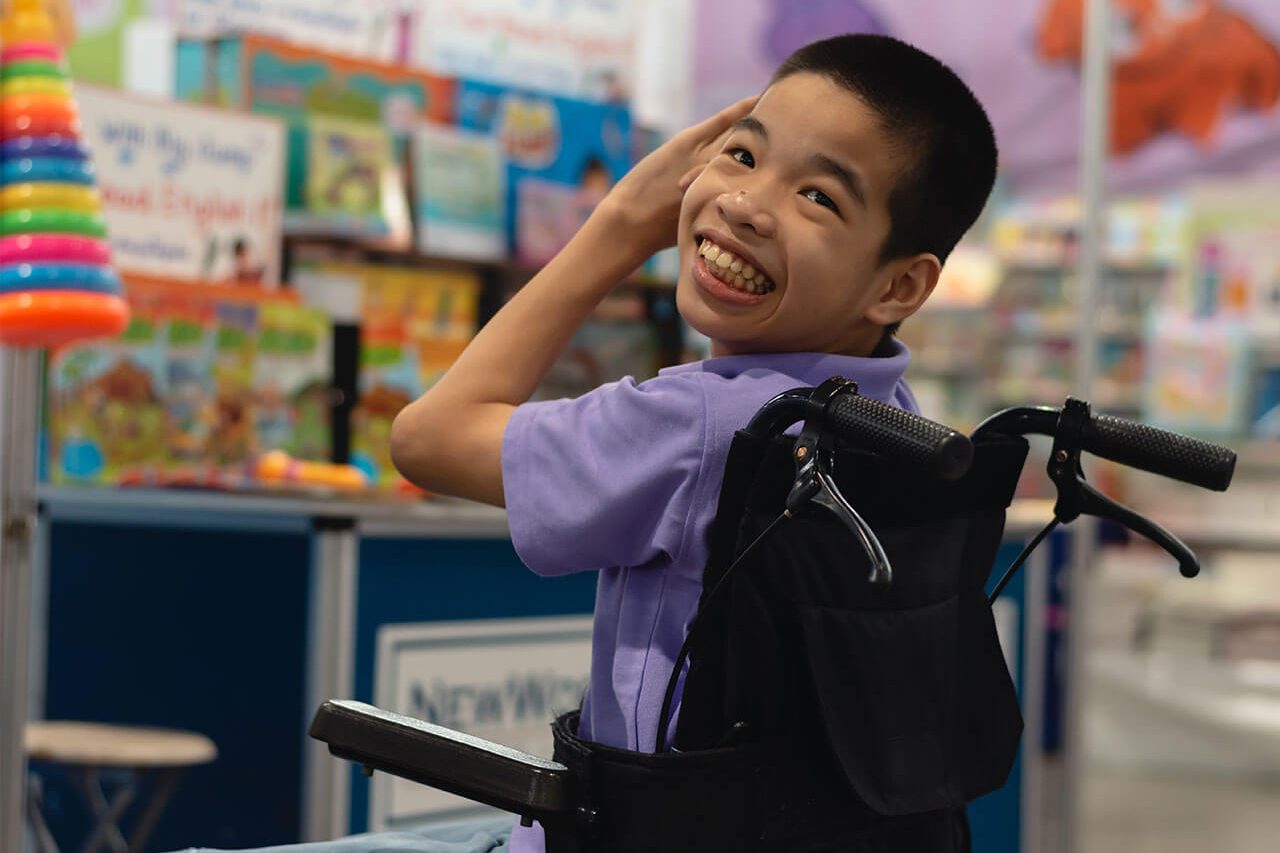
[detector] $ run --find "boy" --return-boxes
[389,32,997,853]
[179,32,996,853]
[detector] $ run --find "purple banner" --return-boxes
[693,0,1280,195]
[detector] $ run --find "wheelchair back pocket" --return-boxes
[798,589,1022,816]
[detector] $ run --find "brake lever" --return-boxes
[785,378,893,587]
[1049,398,1200,578]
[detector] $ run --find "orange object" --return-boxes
[255,449,369,491]
[0,0,59,45]
[1037,0,1280,155]
[0,290,129,346]
[1,94,78,137]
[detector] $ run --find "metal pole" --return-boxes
[0,346,43,853]
[302,518,359,841]
[1065,1,1112,851]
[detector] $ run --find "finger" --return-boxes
[693,121,738,161]
[691,95,759,140]
[677,165,703,192]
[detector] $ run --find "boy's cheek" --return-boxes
[677,172,719,234]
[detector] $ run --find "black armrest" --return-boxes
[309,700,573,823]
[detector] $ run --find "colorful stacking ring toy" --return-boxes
[0,290,130,346]
[2,77,70,98]
[1,157,94,185]
[0,0,129,347]
[1,135,88,159]
[1,94,79,137]
[0,60,67,82]
[0,182,101,212]
[0,43,61,64]
[0,235,112,266]
[0,209,107,237]
[0,263,120,293]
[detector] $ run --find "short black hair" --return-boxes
[771,34,997,266]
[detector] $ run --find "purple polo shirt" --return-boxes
[500,345,917,852]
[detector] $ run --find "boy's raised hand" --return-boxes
[601,96,758,263]
[391,98,755,507]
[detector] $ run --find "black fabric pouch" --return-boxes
[676,432,1028,816]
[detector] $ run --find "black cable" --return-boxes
[988,517,1059,604]
[654,511,788,753]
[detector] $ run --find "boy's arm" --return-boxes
[390,97,756,506]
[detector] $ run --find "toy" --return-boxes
[1,3,127,845]
[0,0,127,347]
[254,449,368,492]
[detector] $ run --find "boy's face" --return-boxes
[676,72,907,357]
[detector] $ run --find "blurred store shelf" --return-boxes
[38,484,511,538]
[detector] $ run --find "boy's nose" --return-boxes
[717,189,776,237]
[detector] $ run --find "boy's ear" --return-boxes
[865,253,942,326]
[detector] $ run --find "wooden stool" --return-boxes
[25,721,217,853]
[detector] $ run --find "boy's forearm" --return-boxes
[389,199,648,500]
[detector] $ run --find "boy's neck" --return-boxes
[706,338,896,356]
[708,332,895,360]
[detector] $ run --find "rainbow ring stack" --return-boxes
[0,0,127,347]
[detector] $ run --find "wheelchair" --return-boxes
[310,378,1236,852]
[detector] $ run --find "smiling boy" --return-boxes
[391,33,997,853]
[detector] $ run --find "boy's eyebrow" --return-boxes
[732,115,768,138]
[808,152,867,208]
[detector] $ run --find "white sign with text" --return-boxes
[372,615,592,829]
[77,86,285,284]
[175,0,400,61]
[413,0,635,102]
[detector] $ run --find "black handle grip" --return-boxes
[1081,415,1236,491]
[826,394,974,481]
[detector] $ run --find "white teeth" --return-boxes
[698,239,774,294]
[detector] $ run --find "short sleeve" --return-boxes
[501,375,708,576]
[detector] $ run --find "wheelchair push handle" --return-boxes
[827,392,974,481]
[974,401,1236,492]
[1082,414,1235,492]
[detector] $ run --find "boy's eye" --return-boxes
[729,147,755,168]
[803,188,840,214]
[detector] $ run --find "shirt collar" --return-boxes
[659,340,912,400]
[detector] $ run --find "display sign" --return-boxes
[77,86,286,284]
[175,0,401,62]
[372,616,592,829]
[413,0,635,102]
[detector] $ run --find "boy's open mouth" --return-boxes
[695,238,776,295]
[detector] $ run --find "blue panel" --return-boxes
[41,521,310,850]
[347,537,598,833]
[967,538,1034,853]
